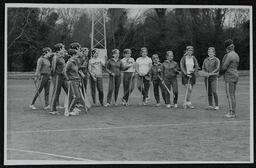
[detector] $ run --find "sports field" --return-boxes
[6,75,251,163]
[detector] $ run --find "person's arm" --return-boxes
[202,59,206,71]
[212,58,220,74]
[35,58,42,77]
[193,56,200,72]
[135,59,141,76]
[51,55,57,75]
[180,57,186,75]
[64,61,71,81]
[88,60,95,78]
[105,60,114,76]
[174,62,180,74]
[220,54,231,72]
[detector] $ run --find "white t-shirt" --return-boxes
[185,56,194,74]
[136,56,152,76]
[121,57,135,72]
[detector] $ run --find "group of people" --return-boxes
[29,39,239,118]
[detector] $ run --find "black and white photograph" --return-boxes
[4,2,253,165]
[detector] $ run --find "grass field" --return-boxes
[6,75,251,163]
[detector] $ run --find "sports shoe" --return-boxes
[156,103,161,107]
[114,102,118,106]
[145,96,150,103]
[187,104,195,109]
[183,104,187,109]
[174,104,178,108]
[104,103,111,107]
[44,105,50,110]
[206,106,214,110]
[64,112,69,117]
[29,104,37,110]
[122,99,127,106]
[49,111,60,115]
[69,111,79,116]
[225,113,235,118]
[73,107,81,112]
[142,101,147,106]
[166,104,171,108]
[57,105,65,109]
[214,106,219,110]
[76,103,84,108]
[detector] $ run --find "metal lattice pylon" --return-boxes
[91,9,107,49]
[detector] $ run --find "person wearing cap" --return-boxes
[150,54,166,107]
[63,49,82,116]
[121,49,136,106]
[88,48,105,106]
[104,49,123,107]
[29,47,52,110]
[180,45,199,109]
[135,47,152,105]
[220,39,240,118]
[202,47,220,110]
[161,51,180,108]
[49,43,68,115]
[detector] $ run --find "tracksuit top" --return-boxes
[52,53,66,75]
[136,56,152,76]
[161,60,179,80]
[150,62,162,81]
[121,57,135,73]
[221,50,240,82]
[35,56,51,75]
[106,58,122,76]
[180,55,199,75]
[89,57,105,78]
[202,56,220,75]
[64,57,80,81]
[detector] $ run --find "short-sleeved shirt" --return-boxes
[121,57,135,72]
[136,56,152,76]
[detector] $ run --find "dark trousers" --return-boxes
[31,74,50,106]
[122,72,135,102]
[152,79,166,104]
[81,74,88,93]
[205,77,219,106]
[90,76,104,105]
[107,75,121,103]
[225,81,237,112]
[68,81,81,112]
[137,76,150,101]
[164,77,178,104]
[50,74,68,111]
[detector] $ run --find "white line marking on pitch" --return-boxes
[7,148,94,161]
[9,120,248,134]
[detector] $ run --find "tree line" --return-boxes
[7,7,249,71]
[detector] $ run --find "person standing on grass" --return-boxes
[150,54,166,107]
[161,51,180,108]
[88,48,105,106]
[121,49,136,106]
[135,47,152,105]
[202,47,220,111]
[105,49,122,107]
[220,39,240,118]
[63,49,82,116]
[79,47,90,94]
[180,46,199,109]
[30,47,52,110]
[49,43,68,115]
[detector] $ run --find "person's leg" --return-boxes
[61,75,68,94]
[172,78,178,105]
[44,75,50,106]
[225,82,233,114]
[90,76,96,104]
[129,74,135,98]
[229,82,237,115]
[107,76,114,104]
[143,77,150,101]
[68,82,81,112]
[207,78,213,106]
[211,78,219,107]
[164,79,171,105]
[114,75,121,102]
[159,81,166,104]
[153,80,160,104]
[123,73,130,102]
[137,76,144,101]
[96,77,104,105]
[50,75,62,112]
[83,75,88,93]
[31,75,46,105]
